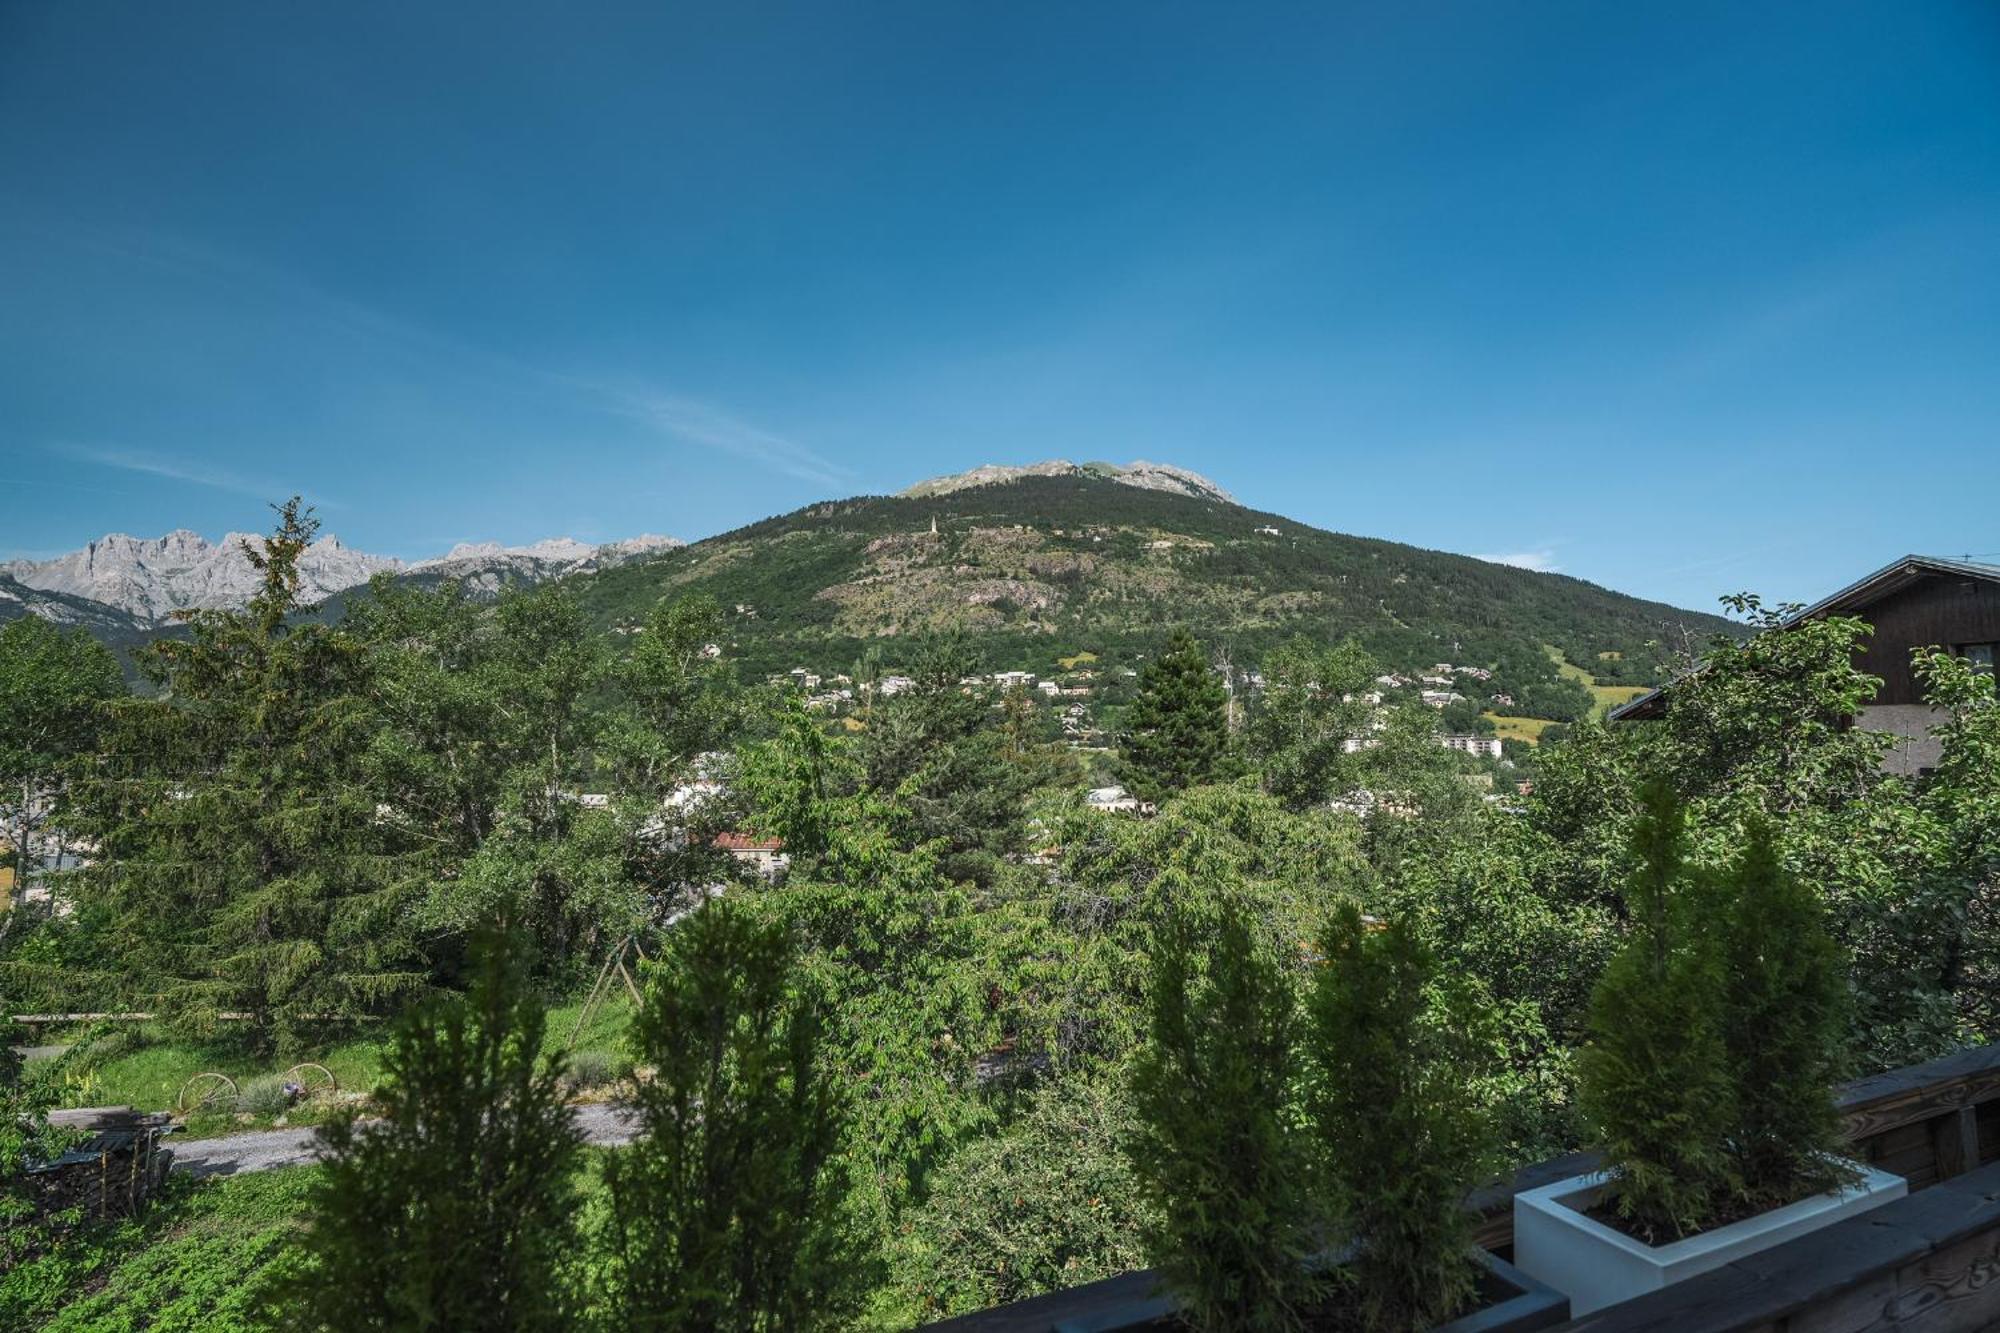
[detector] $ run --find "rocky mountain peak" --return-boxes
[899,459,1236,505]
[4,528,683,626]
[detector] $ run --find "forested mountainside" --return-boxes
[572,471,1740,697]
[7,468,1739,715]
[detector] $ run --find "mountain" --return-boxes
[901,459,1235,504]
[0,572,154,645]
[2,531,400,626]
[2,531,682,628]
[406,534,681,598]
[573,463,1741,701]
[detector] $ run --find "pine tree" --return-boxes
[598,896,869,1330]
[861,634,1030,884]
[1577,779,1735,1240]
[302,926,582,1331]
[1310,904,1493,1332]
[1722,818,1852,1208]
[1129,880,1321,1333]
[1121,629,1230,801]
[76,499,423,1049]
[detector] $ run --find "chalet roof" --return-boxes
[1609,554,2000,721]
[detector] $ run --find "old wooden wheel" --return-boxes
[280,1062,337,1100]
[175,1071,238,1115]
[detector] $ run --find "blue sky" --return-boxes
[2,2,1996,613]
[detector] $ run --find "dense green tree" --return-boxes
[1129,883,1321,1333]
[891,1074,1154,1322]
[303,927,581,1332]
[1577,780,1734,1240]
[1386,819,1615,1162]
[1653,594,1886,816]
[599,896,869,1331]
[1051,784,1361,1071]
[1310,904,1494,1333]
[0,617,121,940]
[75,500,423,1049]
[1721,820,1852,1208]
[861,635,1031,884]
[1120,629,1230,801]
[1245,636,1379,811]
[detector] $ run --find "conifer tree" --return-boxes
[1722,819,1852,1207]
[860,634,1030,883]
[598,895,869,1331]
[1121,629,1230,801]
[302,926,582,1332]
[1577,779,1735,1239]
[1129,881,1321,1333]
[1310,904,1493,1332]
[76,499,423,1048]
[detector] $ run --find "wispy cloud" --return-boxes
[595,390,852,490]
[55,443,329,507]
[34,224,855,498]
[1475,549,1562,573]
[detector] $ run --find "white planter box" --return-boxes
[1512,1162,1906,1316]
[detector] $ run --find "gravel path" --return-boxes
[173,1101,642,1178]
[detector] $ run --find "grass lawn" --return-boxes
[1485,713,1557,744]
[36,990,637,1128]
[1542,644,1653,719]
[1586,682,1651,716]
[14,1151,626,1331]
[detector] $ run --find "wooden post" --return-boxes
[1932,1105,1981,1181]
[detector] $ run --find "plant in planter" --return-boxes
[1310,903,1498,1333]
[1720,817,1855,1208]
[1128,880,1324,1333]
[1574,778,1737,1240]
[1516,782,1904,1315]
[1110,882,1565,1333]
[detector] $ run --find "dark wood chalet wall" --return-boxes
[1850,575,2000,705]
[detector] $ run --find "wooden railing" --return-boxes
[928,1042,2000,1331]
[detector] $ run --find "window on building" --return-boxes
[1955,642,1997,692]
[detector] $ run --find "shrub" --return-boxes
[1577,780,1735,1240]
[1722,818,1854,1208]
[1128,881,1322,1333]
[300,925,582,1331]
[235,1075,294,1118]
[892,1074,1155,1319]
[562,1047,625,1093]
[1310,904,1496,1332]
[596,895,870,1330]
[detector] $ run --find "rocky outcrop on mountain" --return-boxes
[408,534,682,597]
[900,460,1235,505]
[0,531,401,625]
[0,573,150,642]
[3,531,683,627]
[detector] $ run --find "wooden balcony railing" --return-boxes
[929,1041,2000,1331]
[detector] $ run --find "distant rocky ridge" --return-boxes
[900,459,1235,505]
[0,572,155,642]
[2,531,681,627]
